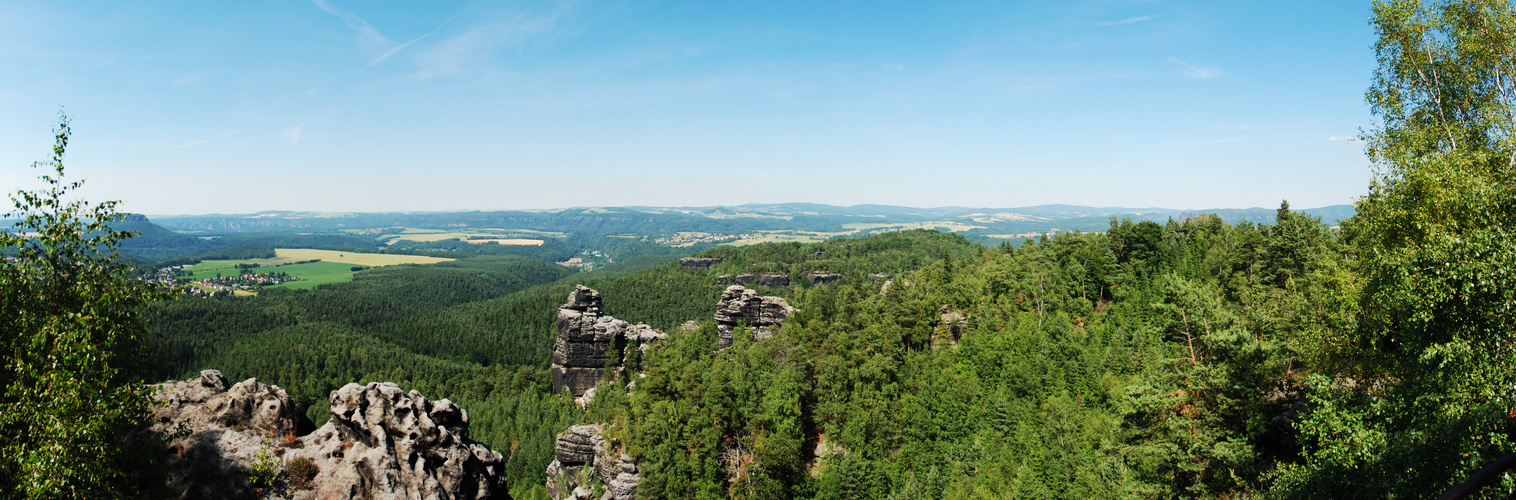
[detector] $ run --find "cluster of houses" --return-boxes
[136,264,302,298]
[651,232,744,246]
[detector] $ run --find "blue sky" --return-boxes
[1,1,1376,215]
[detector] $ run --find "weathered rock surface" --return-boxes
[551,286,667,396]
[148,371,509,500]
[149,370,302,499]
[807,272,843,286]
[286,382,507,500]
[552,286,628,397]
[545,425,640,500]
[714,285,795,348]
[679,257,726,270]
[733,273,790,288]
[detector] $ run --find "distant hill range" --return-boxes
[149,203,1355,236]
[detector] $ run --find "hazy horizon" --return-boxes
[3,1,1376,214]
[138,200,1355,219]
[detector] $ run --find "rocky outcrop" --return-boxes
[149,370,303,499]
[714,285,795,348]
[734,273,790,288]
[679,257,725,270]
[934,308,969,347]
[545,425,640,500]
[288,383,507,500]
[552,286,628,397]
[551,286,667,397]
[148,370,509,500]
[807,272,843,286]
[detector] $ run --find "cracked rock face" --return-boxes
[714,285,794,348]
[552,286,629,397]
[551,286,667,397]
[147,371,509,500]
[545,425,639,500]
[287,382,507,500]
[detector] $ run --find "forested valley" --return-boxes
[6,0,1516,498]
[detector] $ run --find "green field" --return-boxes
[263,261,362,290]
[182,248,452,291]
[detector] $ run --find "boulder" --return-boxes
[678,257,726,270]
[545,425,640,500]
[714,285,794,348]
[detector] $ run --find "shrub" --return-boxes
[286,456,319,490]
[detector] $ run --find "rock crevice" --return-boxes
[545,425,639,500]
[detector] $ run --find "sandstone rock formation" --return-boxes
[545,425,640,500]
[735,273,790,288]
[552,286,628,397]
[148,370,509,500]
[551,286,667,397]
[678,257,725,270]
[287,382,507,500]
[807,271,843,286]
[149,370,302,499]
[714,285,795,348]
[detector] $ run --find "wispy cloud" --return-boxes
[367,11,464,68]
[1100,15,1155,27]
[312,0,465,68]
[1328,135,1362,143]
[882,62,905,71]
[278,122,305,145]
[1169,57,1222,79]
[311,0,391,48]
[413,13,560,78]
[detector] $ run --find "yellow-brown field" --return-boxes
[274,248,453,266]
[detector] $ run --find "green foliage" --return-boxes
[0,114,169,499]
[245,439,280,489]
[1266,1,1516,498]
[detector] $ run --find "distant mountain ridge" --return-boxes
[151,203,1354,227]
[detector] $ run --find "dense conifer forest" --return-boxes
[6,1,1516,498]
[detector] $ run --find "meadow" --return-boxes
[181,248,455,290]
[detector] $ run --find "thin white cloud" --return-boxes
[1328,135,1362,143]
[1100,15,1155,27]
[882,62,905,70]
[310,0,391,47]
[1169,57,1222,79]
[367,11,464,68]
[278,122,305,145]
[414,13,559,78]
